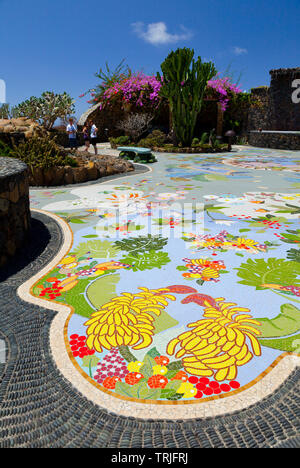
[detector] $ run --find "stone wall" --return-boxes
[0,118,48,144]
[269,68,300,131]
[249,131,300,150]
[78,102,125,140]
[248,87,270,130]
[78,102,170,141]
[247,68,300,149]
[248,68,300,133]
[0,158,31,267]
[27,153,134,186]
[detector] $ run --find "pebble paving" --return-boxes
[0,211,299,448]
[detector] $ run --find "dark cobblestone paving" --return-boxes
[0,212,299,448]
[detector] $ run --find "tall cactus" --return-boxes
[157,48,216,147]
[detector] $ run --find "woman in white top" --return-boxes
[89,120,98,155]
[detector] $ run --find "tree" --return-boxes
[0,103,20,119]
[13,91,75,129]
[157,48,216,147]
[13,97,40,121]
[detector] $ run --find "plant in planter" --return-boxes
[157,48,216,147]
[5,135,77,170]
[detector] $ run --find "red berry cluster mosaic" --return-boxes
[188,376,240,399]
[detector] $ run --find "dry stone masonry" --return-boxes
[0,158,31,267]
[249,68,300,149]
[27,152,134,187]
[0,118,48,146]
[269,68,300,131]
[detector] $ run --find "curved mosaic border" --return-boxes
[1,210,298,447]
[18,209,300,420]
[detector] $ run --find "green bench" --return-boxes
[117,146,157,164]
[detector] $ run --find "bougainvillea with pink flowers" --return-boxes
[86,73,162,111]
[206,76,242,111]
[83,73,241,114]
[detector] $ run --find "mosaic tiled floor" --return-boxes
[22,145,300,420]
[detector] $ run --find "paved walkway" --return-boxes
[1,145,300,447]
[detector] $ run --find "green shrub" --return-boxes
[148,130,166,146]
[137,138,153,148]
[111,130,228,153]
[110,135,132,146]
[191,138,200,147]
[137,130,167,149]
[0,140,12,157]
[1,136,78,170]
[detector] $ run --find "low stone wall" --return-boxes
[0,158,31,267]
[28,153,134,186]
[249,131,300,150]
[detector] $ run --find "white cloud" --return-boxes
[233,46,248,56]
[131,22,193,46]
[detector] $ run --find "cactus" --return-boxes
[157,48,216,147]
[200,132,209,145]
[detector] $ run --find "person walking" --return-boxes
[66,118,77,150]
[82,121,90,153]
[90,120,98,155]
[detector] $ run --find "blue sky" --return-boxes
[0,0,299,118]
